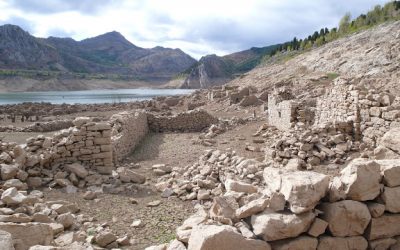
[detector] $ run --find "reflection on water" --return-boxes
[0,89,194,105]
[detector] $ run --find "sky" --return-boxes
[0,0,389,59]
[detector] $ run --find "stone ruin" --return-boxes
[314,77,400,146]
[148,139,400,250]
[267,88,315,131]
[0,109,218,190]
[264,78,400,169]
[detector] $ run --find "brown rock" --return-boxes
[320,200,371,237]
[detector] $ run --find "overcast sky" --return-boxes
[0,0,389,59]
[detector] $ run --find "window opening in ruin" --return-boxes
[278,111,281,118]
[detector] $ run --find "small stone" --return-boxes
[95,231,117,247]
[83,191,97,200]
[130,219,143,228]
[129,198,138,205]
[197,189,211,200]
[147,200,161,207]
[56,213,74,229]
[308,218,328,237]
[366,202,385,218]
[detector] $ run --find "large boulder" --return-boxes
[251,210,315,241]
[380,127,400,153]
[187,225,271,250]
[381,186,400,213]
[317,236,368,250]
[378,159,400,187]
[0,222,53,250]
[176,209,208,243]
[373,146,400,160]
[320,200,371,237]
[209,197,236,222]
[0,230,14,250]
[270,236,318,250]
[366,214,400,240]
[369,238,397,250]
[333,159,381,201]
[264,167,329,213]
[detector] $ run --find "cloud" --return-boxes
[7,0,120,14]
[0,0,390,58]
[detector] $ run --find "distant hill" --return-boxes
[0,24,197,83]
[179,45,280,89]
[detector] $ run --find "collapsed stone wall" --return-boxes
[0,119,73,132]
[0,117,114,179]
[110,111,149,163]
[150,155,400,250]
[314,78,400,146]
[147,110,218,132]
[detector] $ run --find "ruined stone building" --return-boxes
[267,89,314,130]
[314,78,400,145]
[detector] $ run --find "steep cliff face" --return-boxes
[180,45,280,89]
[0,25,197,82]
[181,55,234,89]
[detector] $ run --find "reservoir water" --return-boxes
[0,89,195,105]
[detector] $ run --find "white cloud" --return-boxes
[0,0,390,59]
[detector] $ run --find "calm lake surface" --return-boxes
[0,89,195,105]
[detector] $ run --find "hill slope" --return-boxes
[228,21,400,96]
[0,24,197,83]
[179,45,280,89]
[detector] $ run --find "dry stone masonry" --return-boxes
[148,110,218,132]
[315,77,400,146]
[110,111,149,163]
[149,155,400,250]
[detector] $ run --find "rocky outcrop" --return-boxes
[181,45,279,89]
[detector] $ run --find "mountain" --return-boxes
[0,24,197,83]
[228,20,400,96]
[179,45,280,89]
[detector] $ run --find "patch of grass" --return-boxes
[327,72,340,80]
[154,230,176,243]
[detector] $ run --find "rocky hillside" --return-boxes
[229,20,400,96]
[180,45,279,89]
[0,24,196,82]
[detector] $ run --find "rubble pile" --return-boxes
[265,123,359,169]
[155,149,266,202]
[149,155,400,250]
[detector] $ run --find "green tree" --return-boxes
[339,12,351,34]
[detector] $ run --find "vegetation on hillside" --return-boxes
[267,0,400,56]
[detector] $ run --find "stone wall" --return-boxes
[110,111,149,163]
[0,117,114,177]
[147,110,218,132]
[314,78,400,146]
[50,118,113,174]
[268,94,314,131]
[151,156,400,250]
[0,119,73,132]
[268,94,297,130]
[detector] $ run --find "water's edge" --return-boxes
[0,89,195,105]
